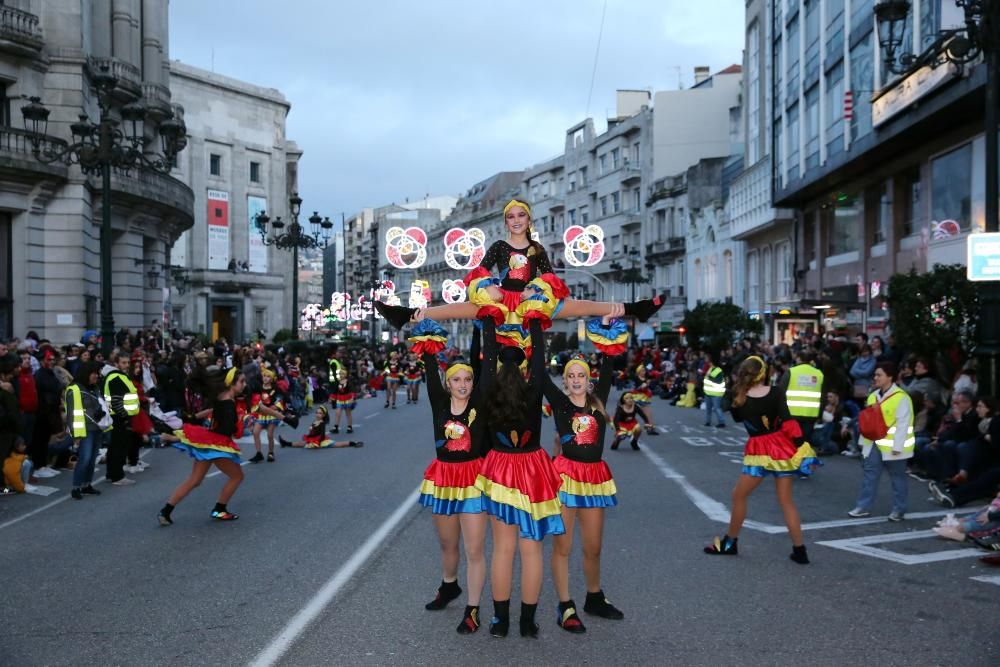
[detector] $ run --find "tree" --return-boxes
[681,302,762,352]
[885,264,978,375]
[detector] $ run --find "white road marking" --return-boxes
[970,574,1000,586]
[364,413,379,419]
[817,530,984,564]
[249,486,421,667]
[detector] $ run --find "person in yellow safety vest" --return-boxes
[103,352,140,487]
[65,361,105,500]
[847,361,915,522]
[702,351,727,428]
[780,350,824,442]
[328,353,343,384]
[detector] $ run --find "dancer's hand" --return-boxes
[604,303,625,323]
[486,285,503,301]
[410,308,425,323]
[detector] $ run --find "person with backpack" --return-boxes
[847,361,915,522]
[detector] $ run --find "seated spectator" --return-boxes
[2,437,33,494]
[813,391,850,455]
[952,363,978,398]
[940,397,999,486]
[917,389,980,481]
[907,357,944,407]
[931,492,1000,542]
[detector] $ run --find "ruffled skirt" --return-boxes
[419,458,483,516]
[475,448,564,540]
[332,392,356,410]
[552,455,617,508]
[742,432,821,477]
[615,418,641,437]
[172,424,241,463]
[303,433,335,449]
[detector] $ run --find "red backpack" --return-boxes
[858,390,898,441]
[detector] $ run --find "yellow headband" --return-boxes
[746,355,767,383]
[445,363,474,381]
[563,358,590,379]
[503,199,532,220]
[225,367,238,387]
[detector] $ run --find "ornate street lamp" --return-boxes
[255,196,333,339]
[21,65,188,356]
[875,0,1000,395]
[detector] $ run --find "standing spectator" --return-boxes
[849,345,876,400]
[32,350,64,477]
[0,354,24,463]
[103,352,140,486]
[701,351,726,428]
[66,361,105,500]
[16,350,39,462]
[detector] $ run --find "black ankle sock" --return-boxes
[492,599,510,621]
[213,502,227,513]
[519,602,539,637]
[457,605,480,634]
[160,502,174,517]
[790,544,810,564]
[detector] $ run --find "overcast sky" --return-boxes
[169,0,744,222]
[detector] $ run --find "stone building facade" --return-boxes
[0,0,194,343]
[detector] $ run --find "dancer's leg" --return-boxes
[518,536,544,605]
[551,506,578,602]
[460,512,488,606]
[578,507,605,593]
[774,477,804,546]
[727,474,765,538]
[490,517,518,601]
[167,461,212,506]
[214,458,244,503]
[252,423,263,454]
[433,514,462,582]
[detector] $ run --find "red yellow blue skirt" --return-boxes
[623,388,652,407]
[172,424,241,463]
[403,374,422,386]
[615,418,641,437]
[476,448,565,540]
[332,392,356,410]
[419,458,483,516]
[303,433,335,449]
[552,455,617,508]
[742,432,821,478]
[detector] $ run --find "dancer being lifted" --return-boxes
[375,199,664,332]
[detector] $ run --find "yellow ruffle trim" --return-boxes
[475,475,562,520]
[559,475,618,497]
[172,430,240,455]
[743,442,818,471]
[419,479,482,501]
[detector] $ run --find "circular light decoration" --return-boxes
[443,227,487,270]
[563,224,606,267]
[329,292,352,321]
[370,279,396,303]
[408,279,431,309]
[385,226,427,269]
[300,303,324,331]
[441,278,467,304]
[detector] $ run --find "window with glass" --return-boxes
[598,154,607,175]
[931,143,972,235]
[825,63,845,159]
[0,83,10,127]
[804,211,816,262]
[632,188,641,212]
[568,209,577,226]
[600,196,608,217]
[656,209,666,239]
[828,193,861,255]
[632,142,640,163]
[580,166,588,185]
[787,103,800,182]
[777,242,793,298]
[249,161,261,183]
[804,0,821,84]
[762,246,773,304]
[747,251,760,308]
[786,12,801,100]
[209,153,222,176]
[748,20,761,164]
[677,259,686,296]
[611,192,620,213]
[849,33,874,141]
[901,167,921,236]
[826,0,845,63]
[580,206,589,224]
[875,183,891,244]
[611,148,620,170]
[568,172,576,192]
[920,0,940,50]
[0,213,10,339]
[804,86,820,170]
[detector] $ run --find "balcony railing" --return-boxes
[142,82,172,115]
[88,56,143,96]
[0,126,68,177]
[0,5,43,56]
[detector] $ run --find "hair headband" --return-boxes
[746,355,767,384]
[225,367,239,387]
[563,358,590,379]
[503,199,532,220]
[445,363,474,381]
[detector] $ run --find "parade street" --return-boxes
[2,391,997,667]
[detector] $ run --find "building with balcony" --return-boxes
[771,0,988,336]
[0,0,194,342]
[168,61,298,342]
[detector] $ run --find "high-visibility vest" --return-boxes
[703,366,726,397]
[66,385,87,438]
[328,358,343,383]
[786,364,824,418]
[866,388,915,455]
[103,371,140,416]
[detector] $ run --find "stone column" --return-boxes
[111,0,131,61]
[90,0,113,57]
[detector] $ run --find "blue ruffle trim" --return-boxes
[482,497,565,540]
[559,491,618,508]
[172,443,241,463]
[741,456,823,478]
[418,493,484,516]
[410,318,448,339]
[586,317,629,340]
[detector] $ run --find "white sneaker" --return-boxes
[24,483,38,493]
[111,477,136,486]
[124,465,142,474]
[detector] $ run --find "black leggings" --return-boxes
[951,466,1000,507]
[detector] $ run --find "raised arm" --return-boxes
[422,352,445,403]
[478,317,498,393]
[528,319,546,390]
[470,324,482,385]
[595,354,615,405]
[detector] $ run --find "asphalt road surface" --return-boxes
[2,386,998,666]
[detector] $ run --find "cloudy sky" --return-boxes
[169,0,744,222]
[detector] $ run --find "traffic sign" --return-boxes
[967,233,1000,281]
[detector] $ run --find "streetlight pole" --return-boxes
[875,0,1000,395]
[254,194,333,340]
[20,65,187,357]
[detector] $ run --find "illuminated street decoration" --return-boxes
[385,226,428,269]
[409,279,432,309]
[443,227,486,270]
[441,278,467,303]
[563,224,605,267]
[300,303,325,331]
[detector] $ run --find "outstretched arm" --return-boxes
[422,353,445,403]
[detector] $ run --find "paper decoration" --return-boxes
[563,224,606,267]
[385,226,428,269]
[441,279,467,304]
[409,279,431,309]
[443,227,487,270]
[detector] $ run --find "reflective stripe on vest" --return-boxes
[703,367,726,397]
[787,364,824,418]
[103,371,140,416]
[866,389,915,453]
[66,385,87,438]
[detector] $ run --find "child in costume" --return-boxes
[248,369,287,463]
[703,355,820,563]
[279,406,363,449]
[404,353,424,405]
[329,369,356,434]
[158,368,248,525]
[622,381,658,435]
[374,199,665,337]
[611,394,643,451]
[543,317,629,634]
[383,353,402,409]
[408,317,496,635]
[476,317,564,639]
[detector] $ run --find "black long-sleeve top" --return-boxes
[543,355,614,463]
[211,399,238,438]
[423,319,497,462]
[483,319,546,454]
[480,240,553,293]
[730,386,804,446]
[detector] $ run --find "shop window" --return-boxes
[829,193,861,255]
[930,143,972,238]
[901,167,921,236]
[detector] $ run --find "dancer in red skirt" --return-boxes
[543,315,628,634]
[157,367,247,525]
[329,369,355,434]
[279,406,363,449]
[611,394,642,450]
[703,355,820,563]
[408,317,496,634]
[476,318,564,639]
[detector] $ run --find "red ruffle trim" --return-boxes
[478,448,562,504]
[463,266,491,285]
[780,418,803,440]
[521,309,552,331]
[423,458,483,488]
[552,455,614,485]
[743,431,800,461]
[477,305,506,326]
[537,272,570,299]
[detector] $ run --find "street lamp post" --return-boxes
[875,0,1000,395]
[254,194,333,340]
[21,65,188,357]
